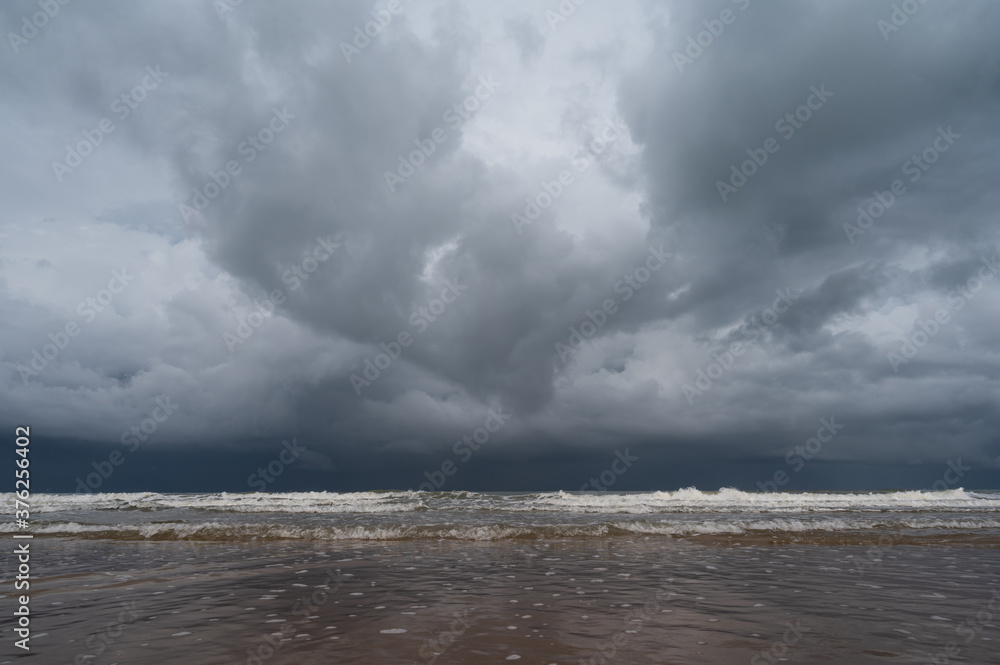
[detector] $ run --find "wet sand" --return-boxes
[2,536,998,664]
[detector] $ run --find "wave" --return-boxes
[7,516,1000,542]
[21,488,1000,515]
[24,491,427,514]
[516,487,997,513]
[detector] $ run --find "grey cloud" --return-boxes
[1,0,999,490]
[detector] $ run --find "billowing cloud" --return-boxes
[1,0,998,490]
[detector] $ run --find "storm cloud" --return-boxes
[2,0,999,491]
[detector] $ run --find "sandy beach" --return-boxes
[3,531,998,664]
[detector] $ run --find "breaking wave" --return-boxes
[16,489,999,543]
[7,516,1000,542]
[23,488,1000,514]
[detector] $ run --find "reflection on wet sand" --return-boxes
[2,536,997,665]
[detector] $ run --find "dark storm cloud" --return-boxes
[607,0,1000,459]
[1,0,999,490]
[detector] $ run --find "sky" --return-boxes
[2,0,1000,493]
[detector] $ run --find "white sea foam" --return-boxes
[21,488,999,514]
[12,489,1000,542]
[24,491,426,514]
[521,487,995,513]
[7,516,1000,541]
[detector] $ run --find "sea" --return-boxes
[3,488,999,664]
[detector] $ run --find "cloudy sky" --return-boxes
[3,0,1000,492]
